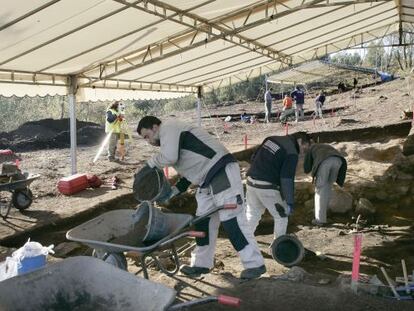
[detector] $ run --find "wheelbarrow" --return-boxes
[0,172,40,219]
[0,256,241,311]
[66,203,237,279]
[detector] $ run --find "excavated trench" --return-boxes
[1,121,413,258]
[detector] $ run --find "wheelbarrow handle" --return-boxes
[223,203,237,209]
[187,231,206,238]
[218,295,241,307]
[167,295,241,310]
[190,204,238,226]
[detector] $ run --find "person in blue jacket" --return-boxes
[290,86,305,122]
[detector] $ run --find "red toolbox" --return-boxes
[57,173,89,195]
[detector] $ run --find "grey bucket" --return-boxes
[270,234,305,267]
[132,201,191,243]
[133,166,172,203]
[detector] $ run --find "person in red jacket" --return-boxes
[279,95,294,123]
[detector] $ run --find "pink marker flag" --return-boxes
[164,166,169,179]
[351,233,363,291]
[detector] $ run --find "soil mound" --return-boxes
[0,118,105,152]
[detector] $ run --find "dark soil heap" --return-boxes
[0,118,104,152]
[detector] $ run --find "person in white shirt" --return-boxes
[137,116,266,279]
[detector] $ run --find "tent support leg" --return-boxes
[68,75,78,175]
[197,86,202,127]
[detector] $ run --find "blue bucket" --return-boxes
[17,255,46,275]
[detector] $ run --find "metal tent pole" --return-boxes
[68,75,78,175]
[197,86,203,127]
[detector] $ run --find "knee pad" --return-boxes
[194,217,210,246]
[222,217,248,252]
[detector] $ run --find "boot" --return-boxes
[240,265,266,280]
[180,265,210,277]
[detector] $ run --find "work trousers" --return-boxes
[107,133,119,160]
[264,101,272,123]
[191,163,264,269]
[245,178,289,239]
[315,101,323,118]
[295,103,304,121]
[314,156,342,223]
[279,108,294,123]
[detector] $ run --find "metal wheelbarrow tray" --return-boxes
[0,172,40,219]
[66,205,235,279]
[0,256,175,311]
[0,256,240,311]
[67,209,197,278]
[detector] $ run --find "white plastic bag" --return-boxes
[12,240,54,260]
[0,240,54,282]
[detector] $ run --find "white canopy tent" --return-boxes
[266,60,378,85]
[1,0,413,173]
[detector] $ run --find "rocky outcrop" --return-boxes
[329,189,353,214]
[403,125,414,156]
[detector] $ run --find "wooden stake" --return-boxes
[402,259,410,294]
[381,267,401,300]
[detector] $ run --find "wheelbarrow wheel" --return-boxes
[92,249,128,271]
[12,188,33,210]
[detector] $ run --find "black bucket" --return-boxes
[133,166,172,203]
[270,235,305,267]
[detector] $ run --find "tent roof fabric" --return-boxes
[0,0,412,99]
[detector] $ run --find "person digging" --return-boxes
[299,135,347,226]
[137,116,266,279]
[245,134,299,239]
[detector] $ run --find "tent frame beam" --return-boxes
[82,0,340,83]
[201,22,398,88]
[39,0,215,72]
[142,0,369,84]
[169,1,392,84]
[113,0,291,63]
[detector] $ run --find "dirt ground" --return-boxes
[1,78,414,310]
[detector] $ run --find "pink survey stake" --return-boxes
[351,234,363,282]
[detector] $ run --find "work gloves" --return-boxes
[275,203,294,218]
[156,186,180,204]
[156,177,191,205]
